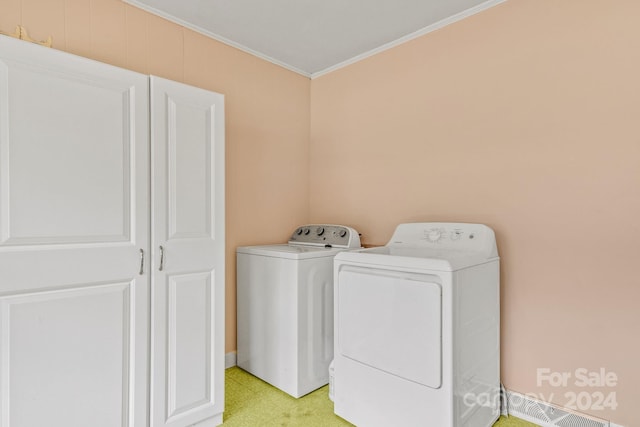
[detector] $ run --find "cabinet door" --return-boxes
[0,36,150,427]
[150,76,225,427]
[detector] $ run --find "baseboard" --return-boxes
[506,390,623,427]
[225,351,237,369]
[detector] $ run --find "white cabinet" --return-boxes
[0,35,224,427]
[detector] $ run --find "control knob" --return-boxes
[426,228,443,242]
[316,227,325,236]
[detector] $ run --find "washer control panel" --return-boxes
[289,224,361,248]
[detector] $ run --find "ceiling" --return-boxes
[124,0,505,78]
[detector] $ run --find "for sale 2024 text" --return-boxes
[536,368,618,411]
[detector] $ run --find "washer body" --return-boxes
[333,223,500,427]
[237,225,360,398]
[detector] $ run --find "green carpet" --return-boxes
[223,367,539,426]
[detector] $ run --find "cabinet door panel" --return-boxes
[151,76,224,427]
[0,36,149,427]
[169,98,212,239]
[1,283,132,427]
[167,272,212,418]
[3,63,132,245]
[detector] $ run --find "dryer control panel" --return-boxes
[388,222,498,258]
[289,224,361,248]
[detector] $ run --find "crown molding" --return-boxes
[311,0,508,79]
[123,0,508,79]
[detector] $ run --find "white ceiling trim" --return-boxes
[310,0,508,79]
[123,0,507,80]
[123,0,312,77]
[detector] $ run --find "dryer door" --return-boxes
[337,266,442,388]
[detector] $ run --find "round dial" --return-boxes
[339,229,347,238]
[296,228,304,235]
[303,228,310,235]
[316,227,325,236]
[427,228,443,242]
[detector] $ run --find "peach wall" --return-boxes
[310,1,639,426]
[0,0,311,354]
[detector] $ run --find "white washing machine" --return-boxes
[237,224,361,398]
[333,222,500,427]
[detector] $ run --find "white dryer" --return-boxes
[237,224,361,398]
[333,223,500,427]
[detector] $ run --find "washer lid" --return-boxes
[236,244,348,260]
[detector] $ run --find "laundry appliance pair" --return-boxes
[237,221,500,427]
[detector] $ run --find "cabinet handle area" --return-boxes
[139,248,144,275]
[159,245,165,271]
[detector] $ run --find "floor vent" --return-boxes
[506,390,609,427]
